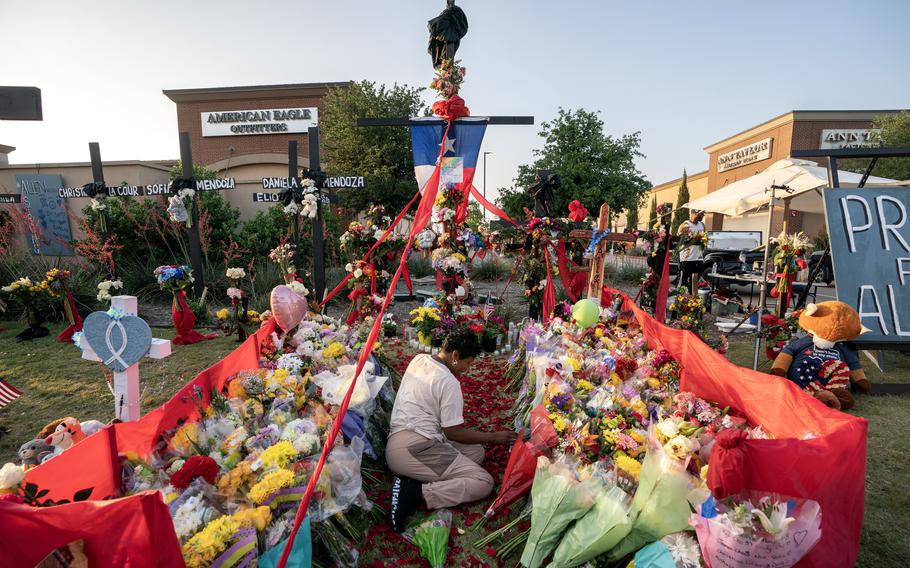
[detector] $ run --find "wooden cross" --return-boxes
[568,203,638,298]
[79,296,172,422]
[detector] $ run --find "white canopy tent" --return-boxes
[682,158,901,216]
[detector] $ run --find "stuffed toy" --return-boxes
[39,417,87,462]
[771,301,870,410]
[18,439,54,468]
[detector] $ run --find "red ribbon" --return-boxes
[542,246,557,324]
[568,199,588,222]
[555,240,579,304]
[57,287,83,343]
[655,248,672,323]
[469,184,517,226]
[431,95,470,121]
[276,121,455,568]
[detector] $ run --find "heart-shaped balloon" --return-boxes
[270,285,308,332]
[82,311,153,372]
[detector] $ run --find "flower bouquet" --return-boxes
[96,278,123,303]
[770,231,812,308]
[409,305,442,347]
[224,267,251,342]
[269,243,298,284]
[1,276,49,342]
[759,312,800,360]
[155,265,216,345]
[404,510,453,568]
[43,268,84,342]
[690,492,822,568]
[667,287,707,332]
[430,58,466,99]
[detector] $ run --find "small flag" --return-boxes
[483,295,495,320]
[0,379,22,409]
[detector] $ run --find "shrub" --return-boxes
[407,256,433,279]
[616,265,647,283]
[471,257,512,281]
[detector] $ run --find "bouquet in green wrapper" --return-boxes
[548,469,632,567]
[520,456,598,568]
[405,510,452,568]
[609,430,709,561]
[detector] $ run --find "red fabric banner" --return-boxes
[171,290,217,345]
[0,491,183,568]
[468,184,517,226]
[542,246,557,324]
[555,239,580,304]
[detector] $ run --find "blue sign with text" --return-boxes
[16,174,74,256]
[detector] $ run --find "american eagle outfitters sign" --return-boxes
[201,108,318,137]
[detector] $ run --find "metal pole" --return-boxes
[826,157,840,188]
[88,142,115,278]
[309,127,326,301]
[288,140,301,274]
[179,132,205,297]
[752,187,776,370]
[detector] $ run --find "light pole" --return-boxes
[483,151,492,219]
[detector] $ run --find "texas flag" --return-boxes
[411,117,488,222]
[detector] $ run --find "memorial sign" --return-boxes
[16,173,73,256]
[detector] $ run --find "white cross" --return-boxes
[79,296,172,421]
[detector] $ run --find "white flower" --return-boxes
[90,198,107,211]
[0,462,25,489]
[301,178,315,188]
[455,286,466,298]
[1,286,12,293]
[226,287,243,300]
[345,263,353,272]
[226,267,246,280]
[656,419,680,439]
[663,533,702,568]
[178,188,195,200]
[276,354,305,376]
[664,435,700,460]
[353,269,363,278]
[288,280,309,297]
[283,203,300,216]
[292,433,320,455]
[752,499,796,539]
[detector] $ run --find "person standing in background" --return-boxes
[678,210,706,294]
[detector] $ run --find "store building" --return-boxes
[622,109,905,241]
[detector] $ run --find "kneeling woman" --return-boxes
[386,326,516,531]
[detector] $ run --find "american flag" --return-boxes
[483,295,495,320]
[0,379,21,409]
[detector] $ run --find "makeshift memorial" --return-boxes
[570,298,599,329]
[1,276,49,342]
[636,203,673,313]
[42,268,83,342]
[405,510,453,568]
[771,301,870,410]
[155,265,217,345]
[690,492,822,568]
[409,305,442,347]
[167,184,195,227]
[759,312,800,361]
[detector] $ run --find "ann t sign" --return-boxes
[823,188,910,345]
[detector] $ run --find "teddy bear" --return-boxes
[771,301,870,410]
[38,417,87,462]
[18,439,54,468]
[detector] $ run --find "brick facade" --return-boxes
[164,82,351,167]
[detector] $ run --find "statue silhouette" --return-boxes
[428,0,469,68]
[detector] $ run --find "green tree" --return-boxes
[497,108,651,221]
[168,162,217,180]
[625,204,639,232]
[321,81,428,213]
[671,170,689,233]
[648,195,657,228]
[842,111,910,180]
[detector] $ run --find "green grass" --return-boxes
[0,321,240,463]
[1,323,907,566]
[725,341,910,567]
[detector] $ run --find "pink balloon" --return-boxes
[270,285,308,332]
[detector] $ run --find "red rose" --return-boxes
[169,455,219,490]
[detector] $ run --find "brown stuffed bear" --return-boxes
[771,301,870,410]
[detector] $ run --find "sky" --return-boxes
[3,0,909,202]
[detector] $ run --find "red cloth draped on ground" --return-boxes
[171,290,217,345]
[654,246,672,323]
[57,288,83,342]
[0,491,183,567]
[469,184,517,226]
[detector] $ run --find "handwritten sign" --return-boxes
[16,174,73,256]
[823,188,910,345]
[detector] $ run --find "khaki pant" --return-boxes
[386,430,494,510]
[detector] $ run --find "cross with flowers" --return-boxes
[568,204,638,298]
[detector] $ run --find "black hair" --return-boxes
[442,325,481,359]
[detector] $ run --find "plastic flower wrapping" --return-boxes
[492,309,818,568]
[404,510,453,568]
[119,310,398,567]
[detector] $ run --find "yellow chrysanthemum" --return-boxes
[232,506,272,531]
[322,342,346,359]
[182,515,241,568]
[216,308,229,320]
[249,469,296,505]
[168,422,199,456]
[615,453,642,480]
[259,440,298,469]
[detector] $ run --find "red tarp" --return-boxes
[0,491,183,567]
